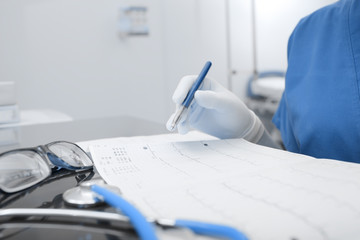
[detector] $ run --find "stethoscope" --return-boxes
[2,179,249,240]
[62,178,119,208]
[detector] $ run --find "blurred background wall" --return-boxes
[0,0,336,124]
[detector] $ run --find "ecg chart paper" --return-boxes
[89,137,360,240]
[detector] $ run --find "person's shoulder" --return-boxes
[347,0,360,33]
[295,0,359,30]
[287,0,354,45]
[296,1,341,29]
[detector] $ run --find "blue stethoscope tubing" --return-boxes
[91,184,249,240]
[91,184,158,240]
[175,219,248,240]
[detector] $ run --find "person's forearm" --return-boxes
[242,111,281,149]
[257,128,281,149]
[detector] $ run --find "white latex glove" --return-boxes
[166,75,265,143]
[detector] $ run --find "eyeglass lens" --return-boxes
[47,142,93,168]
[0,151,51,193]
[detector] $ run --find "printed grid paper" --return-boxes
[86,133,360,240]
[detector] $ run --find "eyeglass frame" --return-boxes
[0,141,93,193]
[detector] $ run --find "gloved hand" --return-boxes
[166,75,265,143]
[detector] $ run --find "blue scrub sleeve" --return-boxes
[273,0,360,163]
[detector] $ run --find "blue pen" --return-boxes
[170,61,212,131]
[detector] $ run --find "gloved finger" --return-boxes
[194,90,224,110]
[165,115,190,134]
[177,118,191,134]
[195,90,242,113]
[172,75,198,104]
[166,105,191,133]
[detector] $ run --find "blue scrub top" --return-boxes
[273,0,360,163]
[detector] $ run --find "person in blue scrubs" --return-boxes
[273,0,360,163]
[167,0,360,163]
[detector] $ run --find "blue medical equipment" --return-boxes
[246,71,285,100]
[246,71,285,146]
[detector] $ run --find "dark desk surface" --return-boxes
[0,115,167,153]
[0,116,168,240]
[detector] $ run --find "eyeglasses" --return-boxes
[0,141,93,193]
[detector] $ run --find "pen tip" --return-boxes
[168,122,177,132]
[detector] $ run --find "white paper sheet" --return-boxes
[78,131,216,153]
[88,134,360,240]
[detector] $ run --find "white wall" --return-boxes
[0,0,162,122]
[0,0,228,124]
[0,0,337,124]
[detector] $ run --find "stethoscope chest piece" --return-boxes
[63,178,121,208]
